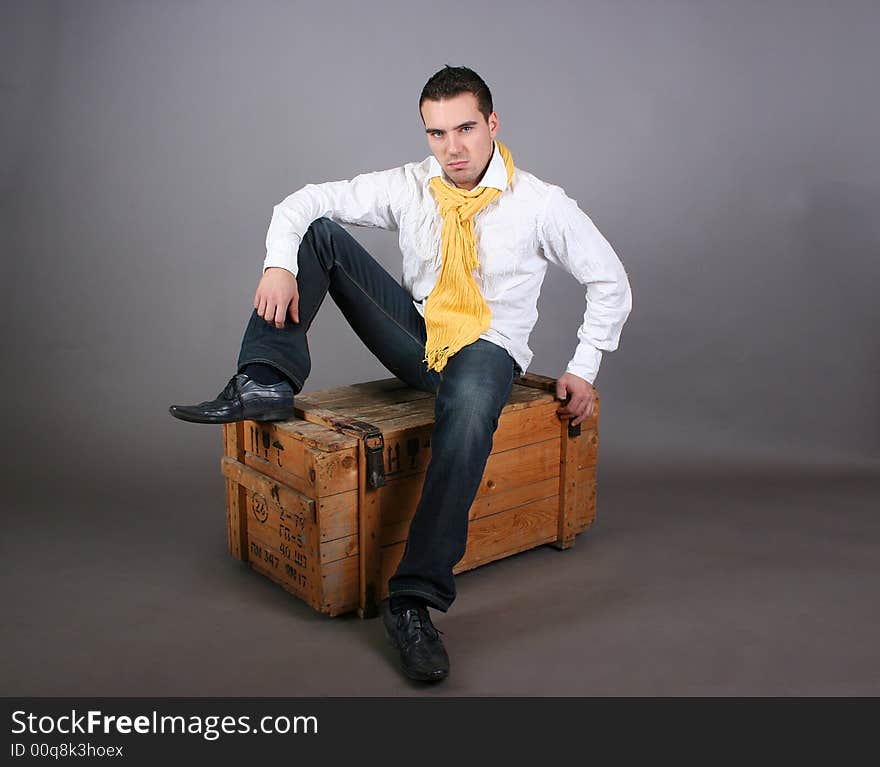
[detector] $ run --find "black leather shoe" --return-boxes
[381,598,449,682]
[169,372,296,424]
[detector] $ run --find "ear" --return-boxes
[488,111,499,137]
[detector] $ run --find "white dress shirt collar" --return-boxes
[426,139,508,191]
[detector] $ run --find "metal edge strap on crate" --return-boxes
[296,406,385,619]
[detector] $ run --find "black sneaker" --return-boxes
[169,372,295,424]
[381,598,449,682]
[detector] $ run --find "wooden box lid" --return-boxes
[270,373,567,452]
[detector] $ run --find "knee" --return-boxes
[436,383,504,437]
[303,217,337,247]
[300,217,346,270]
[434,343,515,435]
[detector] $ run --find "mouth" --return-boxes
[448,161,468,169]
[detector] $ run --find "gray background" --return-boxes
[2,0,878,696]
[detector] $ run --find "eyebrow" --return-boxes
[425,120,478,135]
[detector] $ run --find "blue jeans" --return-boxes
[236,218,520,611]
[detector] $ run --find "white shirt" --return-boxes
[264,140,632,384]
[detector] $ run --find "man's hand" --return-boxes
[555,372,596,427]
[254,267,299,329]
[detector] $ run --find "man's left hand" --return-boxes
[555,372,596,427]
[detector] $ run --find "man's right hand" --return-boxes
[254,267,299,328]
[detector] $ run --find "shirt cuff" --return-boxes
[565,346,602,386]
[263,249,299,277]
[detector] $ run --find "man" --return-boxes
[170,65,632,683]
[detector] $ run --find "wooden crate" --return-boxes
[221,372,599,618]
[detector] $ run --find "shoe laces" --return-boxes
[218,373,246,400]
[398,607,443,642]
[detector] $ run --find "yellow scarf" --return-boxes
[423,139,515,372]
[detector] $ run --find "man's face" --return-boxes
[421,92,499,191]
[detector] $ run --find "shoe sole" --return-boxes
[168,407,295,425]
[382,623,448,683]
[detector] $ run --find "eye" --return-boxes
[461,126,473,132]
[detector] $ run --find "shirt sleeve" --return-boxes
[263,165,407,276]
[538,185,633,385]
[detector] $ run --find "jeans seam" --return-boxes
[335,261,426,351]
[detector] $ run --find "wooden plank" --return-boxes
[320,534,358,564]
[316,490,358,542]
[231,456,321,610]
[243,422,314,493]
[373,411,438,438]
[247,535,358,616]
[498,395,557,415]
[578,425,599,467]
[300,385,433,413]
[477,438,560,499]
[248,530,318,610]
[459,495,560,570]
[298,377,553,429]
[272,418,359,451]
[299,377,409,404]
[305,447,359,496]
[221,457,315,521]
[222,424,248,561]
[380,477,560,547]
[224,478,247,562]
[243,451,359,539]
[515,371,557,392]
[244,452,313,499]
[379,426,433,481]
[322,398,435,425]
[320,555,360,616]
[348,406,562,492]
[377,438,560,529]
[246,420,322,476]
[297,406,373,434]
[378,496,560,599]
[492,400,560,453]
[246,451,357,540]
[575,465,598,533]
[469,476,558,522]
[377,400,561,464]
[305,381,553,436]
[223,422,244,461]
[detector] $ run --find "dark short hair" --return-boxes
[419,65,494,122]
